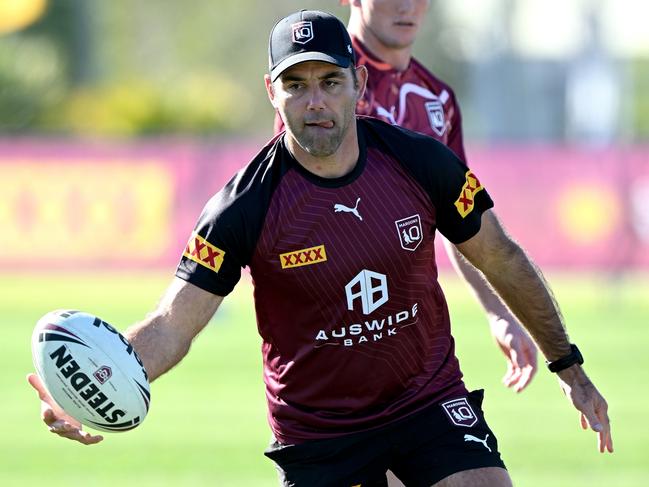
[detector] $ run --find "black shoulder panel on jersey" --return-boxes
[175,136,291,296]
[360,117,494,244]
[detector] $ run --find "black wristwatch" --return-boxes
[546,344,584,373]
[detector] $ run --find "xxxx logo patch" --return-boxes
[280,244,327,269]
[454,170,484,218]
[183,233,225,273]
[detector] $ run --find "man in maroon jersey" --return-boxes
[274,0,539,394]
[29,9,612,487]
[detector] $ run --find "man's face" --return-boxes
[355,0,431,49]
[268,61,363,158]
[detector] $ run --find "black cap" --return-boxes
[268,10,355,82]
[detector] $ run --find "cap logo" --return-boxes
[292,21,314,44]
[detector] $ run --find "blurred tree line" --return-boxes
[0,0,469,138]
[0,0,647,140]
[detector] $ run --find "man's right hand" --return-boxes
[27,373,104,445]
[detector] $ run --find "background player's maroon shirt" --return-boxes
[176,119,493,444]
[274,36,467,163]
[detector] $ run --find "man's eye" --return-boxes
[325,80,340,87]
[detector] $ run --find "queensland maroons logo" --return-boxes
[292,21,313,44]
[395,214,422,251]
[425,100,446,136]
[93,365,112,384]
[441,397,478,427]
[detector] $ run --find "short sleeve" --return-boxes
[175,189,245,297]
[174,136,288,296]
[433,158,494,244]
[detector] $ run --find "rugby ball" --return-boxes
[31,310,151,432]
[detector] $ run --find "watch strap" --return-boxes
[546,344,584,373]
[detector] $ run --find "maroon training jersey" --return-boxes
[176,118,493,444]
[274,37,466,163]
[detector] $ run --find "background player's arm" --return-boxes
[28,277,224,445]
[455,209,613,453]
[443,95,537,391]
[443,239,537,392]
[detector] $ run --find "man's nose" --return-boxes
[396,0,416,15]
[306,86,326,110]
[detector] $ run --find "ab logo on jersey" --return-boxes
[345,269,388,314]
[395,214,423,251]
[454,170,484,218]
[183,233,225,273]
[314,270,420,348]
[292,21,314,44]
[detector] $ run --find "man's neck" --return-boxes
[348,23,412,71]
[286,123,360,179]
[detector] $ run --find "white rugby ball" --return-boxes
[32,310,151,432]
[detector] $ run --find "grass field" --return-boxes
[2,271,648,486]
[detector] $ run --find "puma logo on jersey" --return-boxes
[334,197,363,221]
[464,433,491,452]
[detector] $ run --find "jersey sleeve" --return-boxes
[429,147,493,244]
[175,137,288,295]
[175,184,247,297]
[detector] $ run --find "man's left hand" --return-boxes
[490,317,538,392]
[557,365,613,453]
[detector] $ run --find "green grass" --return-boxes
[2,271,648,486]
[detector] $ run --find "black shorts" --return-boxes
[264,390,506,487]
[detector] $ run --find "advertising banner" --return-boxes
[1,139,647,270]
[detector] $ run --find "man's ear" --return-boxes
[264,74,278,109]
[355,65,368,101]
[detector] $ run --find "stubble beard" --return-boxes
[289,106,356,158]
